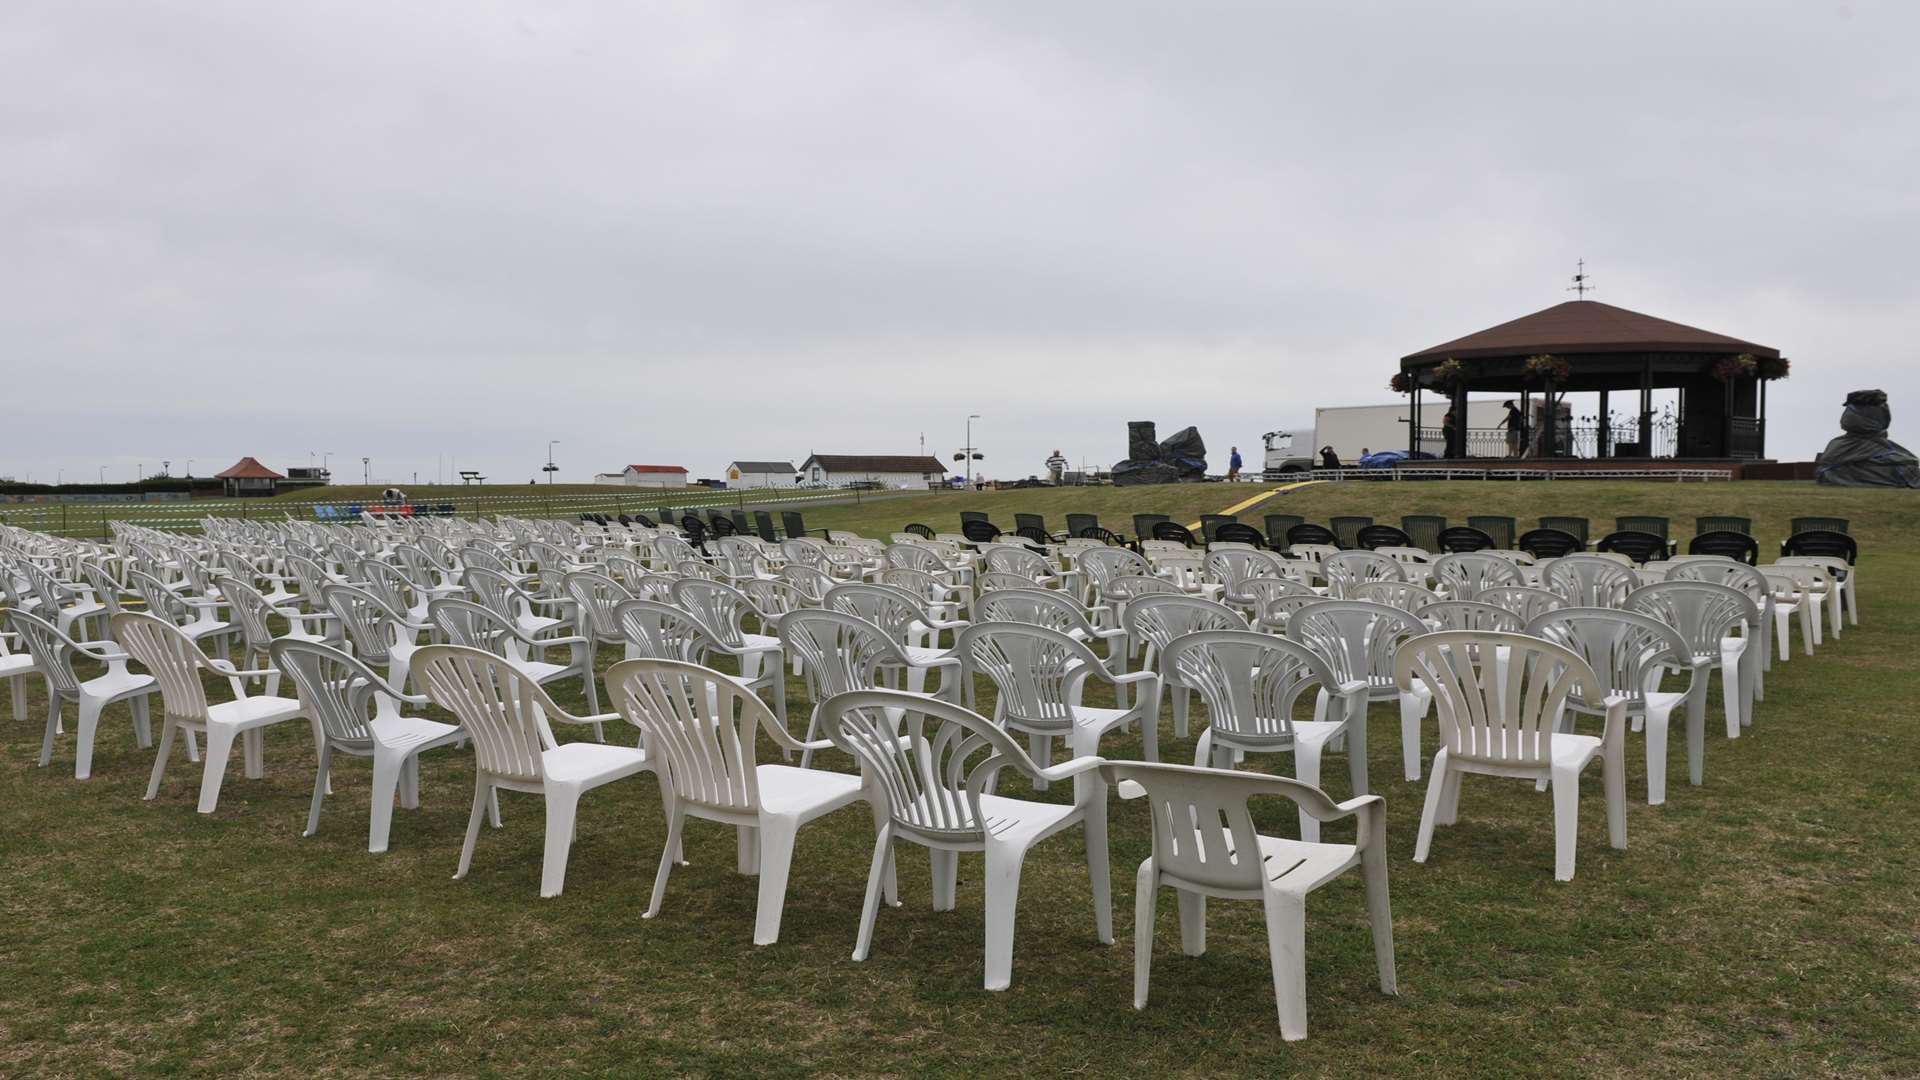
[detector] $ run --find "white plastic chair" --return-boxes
[1430,552,1524,600]
[957,622,1162,769]
[1544,556,1640,608]
[272,638,465,852]
[1285,599,1427,786]
[1398,631,1627,881]
[1104,760,1396,1040]
[411,643,644,897]
[1529,607,1706,805]
[608,658,883,944]
[822,688,1111,991]
[9,608,161,780]
[1121,593,1246,738]
[116,611,307,813]
[1160,629,1369,843]
[1627,581,1759,739]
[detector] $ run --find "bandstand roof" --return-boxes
[1403,300,1778,365]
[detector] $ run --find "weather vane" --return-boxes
[1567,258,1594,298]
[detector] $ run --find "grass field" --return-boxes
[3,481,1916,1076]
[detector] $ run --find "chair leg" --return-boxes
[1294,735,1324,843]
[1361,844,1397,995]
[539,785,582,898]
[305,743,333,838]
[1027,732,1052,791]
[645,803,686,919]
[9,676,23,722]
[454,777,491,881]
[1398,692,1427,782]
[369,749,405,853]
[1412,751,1448,864]
[1133,861,1157,1010]
[241,728,264,780]
[981,841,1030,991]
[132,694,152,748]
[737,824,761,875]
[74,695,107,780]
[196,726,239,813]
[144,718,179,800]
[1176,890,1207,956]
[1720,650,1743,738]
[930,849,959,911]
[751,816,800,946]
[852,825,894,962]
[39,690,61,767]
[1643,705,1671,805]
[1685,680,1707,788]
[1550,764,1581,881]
[1261,889,1310,1040]
[1171,685,1189,738]
[1084,792,1114,945]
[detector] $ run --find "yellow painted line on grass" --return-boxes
[1185,479,1330,529]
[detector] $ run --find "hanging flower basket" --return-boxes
[1757,355,1790,380]
[1712,354,1759,382]
[1388,371,1411,393]
[1430,358,1467,390]
[1522,354,1570,387]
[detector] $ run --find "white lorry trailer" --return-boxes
[1312,400,1510,464]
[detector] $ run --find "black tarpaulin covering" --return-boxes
[1815,390,1920,488]
[1113,421,1209,486]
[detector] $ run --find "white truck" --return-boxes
[1311,400,1510,465]
[1260,430,1316,478]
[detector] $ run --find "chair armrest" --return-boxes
[1036,755,1104,782]
[1110,670,1158,686]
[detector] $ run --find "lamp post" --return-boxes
[362,457,371,485]
[953,414,984,487]
[544,440,560,484]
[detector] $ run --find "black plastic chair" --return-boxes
[1789,517,1849,536]
[1015,513,1064,542]
[708,515,737,538]
[1211,522,1266,548]
[1355,524,1412,550]
[1517,527,1583,559]
[1151,521,1198,547]
[1400,515,1447,552]
[633,513,657,529]
[1694,515,1751,536]
[902,522,936,540]
[1014,524,1053,547]
[782,512,825,539]
[960,511,992,527]
[1436,526,1497,553]
[679,516,709,546]
[1286,522,1338,549]
[729,510,753,535]
[1077,526,1128,547]
[753,511,780,542]
[961,519,1003,544]
[1264,514,1305,549]
[1466,515,1516,549]
[1781,530,1858,564]
[1596,529,1667,564]
[1616,516,1670,540]
[1132,514,1171,543]
[1537,516,1589,546]
[1687,530,1759,565]
[1065,513,1100,537]
[617,513,633,527]
[1329,516,1373,550]
[1198,514,1238,544]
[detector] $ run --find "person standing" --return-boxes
[1044,449,1068,485]
[1442,407,1459,458]
[1502,399,1526,458]
[1227,446,1242,480]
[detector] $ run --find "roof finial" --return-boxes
[1567,258,1594,299]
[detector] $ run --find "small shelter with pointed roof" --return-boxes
[1398,300,1786,461]
[215,457,286,497]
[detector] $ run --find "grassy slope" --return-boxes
[2,481,1916,1077]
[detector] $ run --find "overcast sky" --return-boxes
[4,1,1915,485]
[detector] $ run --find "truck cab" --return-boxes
[1261,430,1313,478]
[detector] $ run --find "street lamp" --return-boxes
[362,457,371,485]
[544,440,561,484]
[954,414,984,487]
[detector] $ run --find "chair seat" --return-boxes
[1551,733,1602,768]
[206,694,304,730]
[367,714,461,751]
[80,667,155,700]
[1257,834,1362,895]
[542,742,649,784]
[978,792,1080,844]
[753,764,865,816]
[1,654,38,679]
[903,645,957,667]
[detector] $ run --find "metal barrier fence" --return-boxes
[1319,466,1733,482]
[0,486,923,539]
